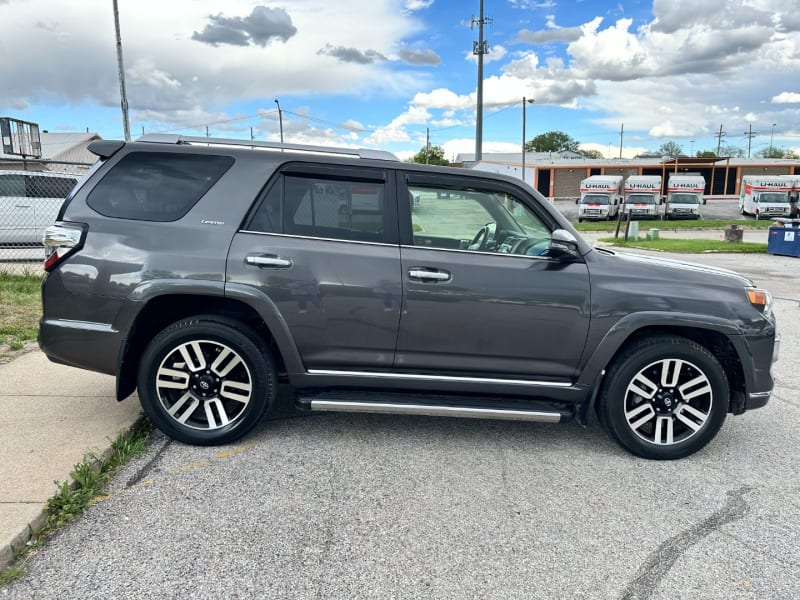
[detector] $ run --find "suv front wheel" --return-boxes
[137,316,277,445]
[598,335,729,460]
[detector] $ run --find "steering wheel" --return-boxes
[469,222,496,251]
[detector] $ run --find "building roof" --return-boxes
[0,131,101,165]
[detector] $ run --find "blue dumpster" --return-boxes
[767,225,800,257]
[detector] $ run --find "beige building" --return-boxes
[460,153,800,199]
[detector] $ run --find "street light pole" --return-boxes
[521,97,535,184]
[274,99,284,144]
[770,123,776,155]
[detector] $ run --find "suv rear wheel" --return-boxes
[598,335,728,460]
[137,316,277,445]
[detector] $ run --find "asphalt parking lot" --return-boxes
[4,237,799,598]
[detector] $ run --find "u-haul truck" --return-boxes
[577,175,623,222]
[781,174,800,203]
[665,174,705,220]
[623,175,662,219]
[739,175,791,219]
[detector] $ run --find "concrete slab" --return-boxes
[0,351,141,567]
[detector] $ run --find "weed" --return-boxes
[1,418,152,584]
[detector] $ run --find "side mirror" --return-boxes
[549,228,581,259]
[575,197,580,205]
[703,199,707,205]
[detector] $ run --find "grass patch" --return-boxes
[598,236,769,253]
[576,219,774,232]
[1,418,152,583]
[0,271,43,356]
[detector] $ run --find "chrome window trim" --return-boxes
[238,230,397,247]
[399,243,553,261]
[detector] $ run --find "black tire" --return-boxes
[137,315,277,446]
[598,335,728,460]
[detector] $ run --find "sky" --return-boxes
[1,0,799,161]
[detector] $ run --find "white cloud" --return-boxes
[773,92,800,103]
[0,0,427,126]
[404,0,434,10]
[465,44,508,65]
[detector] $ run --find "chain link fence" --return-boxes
[0,160,94,264]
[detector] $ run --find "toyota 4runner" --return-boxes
[39,134,779,460]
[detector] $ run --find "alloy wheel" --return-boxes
[155,339,253,431]
[623,358,713,446]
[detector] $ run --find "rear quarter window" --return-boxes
[86,151,234,221]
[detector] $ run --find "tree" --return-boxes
[696,150,717,158]
[410,145,449,166]
[578,148,604,159]
[524,131,579,153]
[657,141,683,157]
[718,143,745,158]
[755,146,799,159]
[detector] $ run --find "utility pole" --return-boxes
[715,124,726,156]
[425,127,430,165]
[112,0,131,141]
[618,123,624,159]
[743,124,757,158]
[521,97,534,184]
[274,99,284,144]
[471,0,490,161]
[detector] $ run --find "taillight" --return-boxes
[43,222,87,272]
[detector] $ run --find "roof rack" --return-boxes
[136,133,398,162]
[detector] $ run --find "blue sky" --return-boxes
[1,0,799,160]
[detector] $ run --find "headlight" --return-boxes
[746,288,773,319]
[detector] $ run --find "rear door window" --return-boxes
[246,166,391,244]
[86,151,233,221]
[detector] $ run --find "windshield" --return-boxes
[581,194,610,205]
[670,193,699,204]
[627,193,656,204]
[757,192,788,203]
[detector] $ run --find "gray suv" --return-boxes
[39,134,779,460]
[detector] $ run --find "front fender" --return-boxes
[575,311,743,388]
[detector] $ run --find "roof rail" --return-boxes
[136,133,398,161]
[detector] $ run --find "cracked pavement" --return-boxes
[3,252,799,599]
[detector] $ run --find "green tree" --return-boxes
[578,148,604,159]
[755,146,799,159]
[719,143,745,158]
[524,131,579,153]
[696,150,717,157]
[657,141,683,157]
[410,145,449,166]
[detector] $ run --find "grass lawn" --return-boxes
[0,271,43,360]
[576,219,774,232]
[597,237,769,253]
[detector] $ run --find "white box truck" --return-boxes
[577,175,623,222]
[665,174,705,220]
[739,175,791,219]
[623,175,662,219]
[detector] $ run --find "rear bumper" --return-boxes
[38,318,123,376]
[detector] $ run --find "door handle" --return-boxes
[245,254,292,268]
[408,268,451,282]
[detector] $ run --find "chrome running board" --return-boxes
[305,399,565,423]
